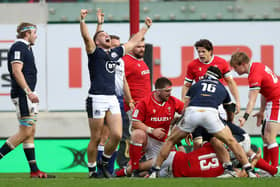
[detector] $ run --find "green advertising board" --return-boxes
[0,137,279,173]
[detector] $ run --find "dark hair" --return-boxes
[194,39,213,52]
[16,22,37,39]
[206,66,222,79]
[110,35,120,40]
[155,77,172,89]
[93,30,104,44]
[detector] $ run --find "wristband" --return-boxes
[243,112,250,120]
[129,99,135,104]
[80,18,85,22]
[24,88,31,95]
[144,24,150,29]
[146,127,154,134]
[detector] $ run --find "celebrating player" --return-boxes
[80,8,152,178]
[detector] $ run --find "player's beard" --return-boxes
[134,51,144,59]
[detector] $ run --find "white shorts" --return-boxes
[159,151,176,177]
[144,136,164,160]
[179,106,225,134]
[239,133,251,154]
[218,104,227,120]
[12,95,39,119]
[86,94,120,119]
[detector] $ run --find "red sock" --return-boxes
[263,146,270,163]
[256,158,278,175]
[129,142,142,171]
[268,145,279,167]
[115,168,126,177]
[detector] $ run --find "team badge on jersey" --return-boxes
[168,106,171,114]
[153,109,156,114]
[111,52,118,58]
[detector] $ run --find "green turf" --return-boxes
[0,173,279,187]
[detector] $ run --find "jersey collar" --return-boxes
[128,53,143,61]
[151,91,166,106]
[248,61,253,74]
[199,55,214,64]
[16,39,30,46]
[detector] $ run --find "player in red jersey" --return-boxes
[182,39,240,115]
[123,37,151,112]
[118,38,152,168]
[116,142,261,178]
[129,77,184,176]
[230,51,280,167]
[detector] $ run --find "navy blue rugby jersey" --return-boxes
[87,46,124,95]
[187,76,232,109]
[7,39,37,98]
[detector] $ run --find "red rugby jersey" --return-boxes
[132,93,184,142]
[123,54,151,111]
[248,62,280,101]
[172,143,224,177]
[184,56,231,85]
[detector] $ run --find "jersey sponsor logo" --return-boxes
[141,69,150,75]
[105,61,117,73]
[150,116,172,121]
[14,51,21,60]
[153,109,156,114]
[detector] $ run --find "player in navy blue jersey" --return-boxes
[150,66,257,178]
[0,22,55,178]
[80,8,152,178]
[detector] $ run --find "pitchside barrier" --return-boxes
[0,137,278,173]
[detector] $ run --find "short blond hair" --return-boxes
[230,52,250,67]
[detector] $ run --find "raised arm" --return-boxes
[80,9,96,53]
[95,8,104,33]
[123,17,152,54]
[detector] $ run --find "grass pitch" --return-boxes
[0,173,279,187]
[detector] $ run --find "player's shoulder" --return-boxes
[187,59,199,68]
[168,95,183,103]
[213,55,227,63]
[249,62,264,75]
[10,41,26,50]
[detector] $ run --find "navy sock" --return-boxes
[97,150,103,175]
[0,142,13,159]
[102,153,111,164]
[23,145,39,172]
[108,151,117,174]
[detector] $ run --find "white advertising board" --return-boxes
[1,22,280,111]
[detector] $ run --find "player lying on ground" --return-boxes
[116,142,261,178]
